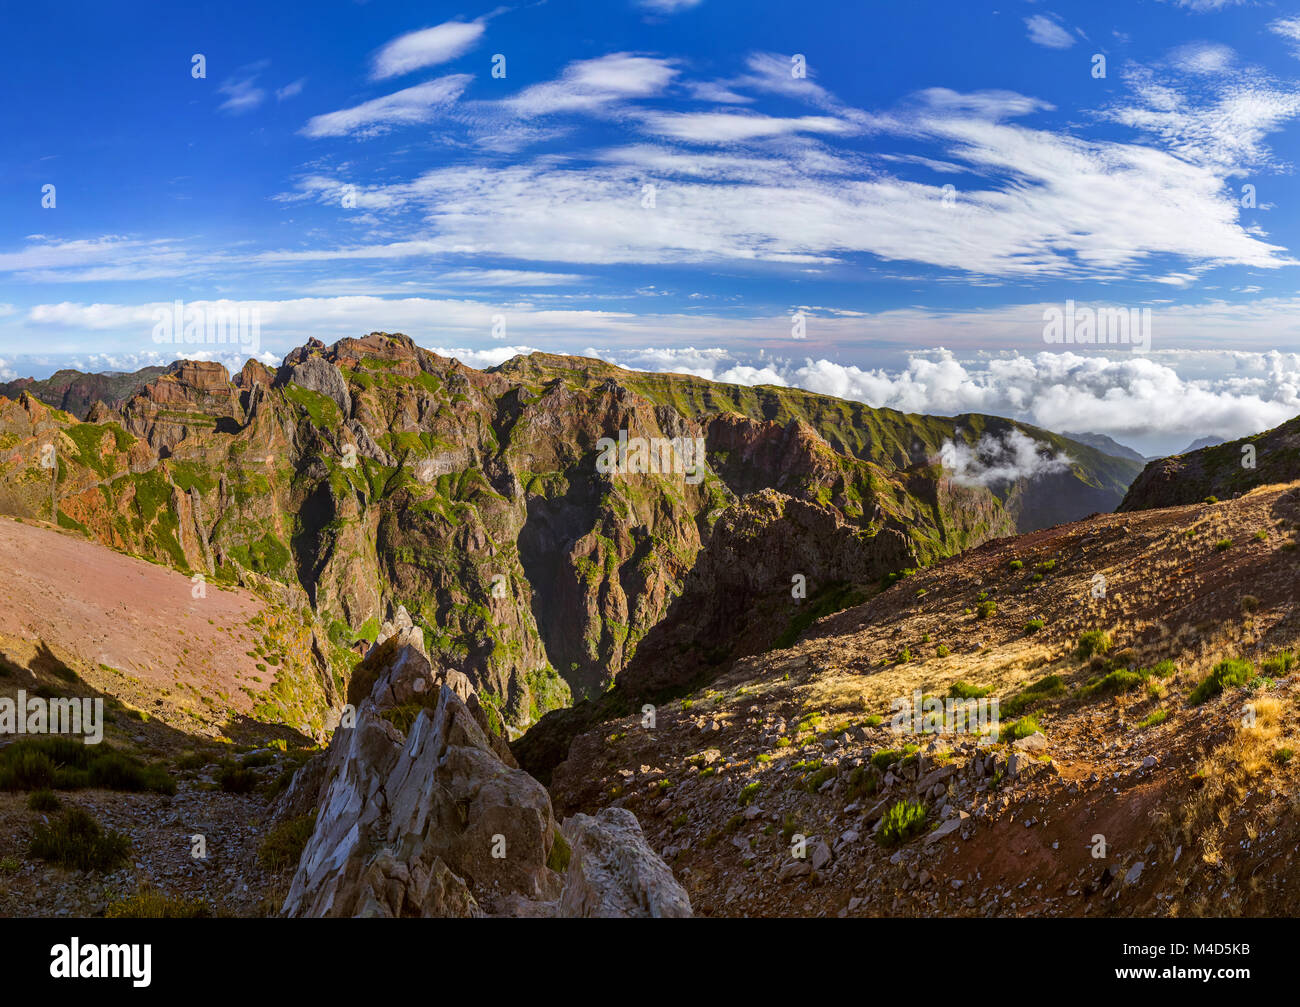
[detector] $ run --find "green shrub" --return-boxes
[257,812,316,872]
[1215,538,1232,551]
[1108,648,1138,670]
[871,749,904,771]
[738,781,762,806]
[1189,658,1254,706]
[29,808,131,872]
[1083,669,1147,697]
[876,800,927,847]
[88,752,175,795]
[1262,652,1295,676]
[175,750,209,771]
[1075,631,1111,660]
[27,789,60,812]
[0,747,57,790]
[948,681,991,699]
[216,764,258,794]
[1137,709,1168,729]
[1273,748,1294,766]
[936,644,950,658]
[1024,619,1045,634]
[1009,559,1024,571]
[1148,660,1177,679]
[1001,715,1040,741]
[977,600,996,619]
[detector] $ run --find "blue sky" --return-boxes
[4,0,1300,453]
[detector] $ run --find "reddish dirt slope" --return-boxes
[0,516,270,732]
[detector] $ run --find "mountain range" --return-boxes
[0,334,1143,730]
[3,333,1300,919]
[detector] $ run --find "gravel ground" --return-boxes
[0,780,282,918]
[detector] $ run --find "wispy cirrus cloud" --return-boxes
[1160,0,1249,11]
[636,0,704,13]
[300,75,472,138]
[274,79,1286,278]
[1270,15,1300,58]
[1101,44,1300,173]
[276,78,305,101]
[218,62,269,114]
[370,20,486,80]
[637,110,851,142]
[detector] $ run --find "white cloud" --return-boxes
[10,296,1300,450]
[909,87,1054,120]
[638,110,851,142]
[1167,41,1234,74]
[301,75,472,138]
[276,78,305,101]
[637,0,704,12]
[431,268,589,287]
[942,429,1072,486]
[1025,14,1076,50]
[424,344,540,367]
[1161,0,1248,10]
[218,65,268,114]
[1103,50,1300,174]
[370,21,485,80]
[1270,16,1300,57]
[502,53,679,116]
[279,102,1286,277]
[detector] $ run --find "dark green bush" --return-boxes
[1189,659,1254,706]
[876,800,927,847]
[29,808,131,871]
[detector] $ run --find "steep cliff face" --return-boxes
[0,333,1131,732]
[1120,415,1300,512]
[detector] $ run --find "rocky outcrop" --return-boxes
[282,353,352,419]
[559,807,692,918]
[279,628,691,918]
[122,360,242,453]
[1120,415,1300,512]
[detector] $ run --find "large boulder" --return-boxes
[559,807,693,918]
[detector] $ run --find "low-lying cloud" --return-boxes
[939,429,1072,487]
